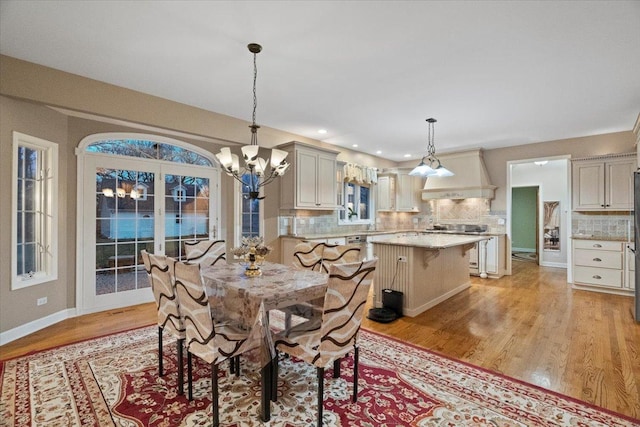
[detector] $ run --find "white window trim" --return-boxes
[338,181,374,226]
[11,132,58,289]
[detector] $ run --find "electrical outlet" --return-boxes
[37,297,47,306]
[397,256,407,262]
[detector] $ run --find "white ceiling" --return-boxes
[1,1,639,161]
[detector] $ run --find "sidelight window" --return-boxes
[12,132,58,289]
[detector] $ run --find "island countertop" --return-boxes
[371,233,490,249]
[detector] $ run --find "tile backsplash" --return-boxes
[278,197,508,236]
[571,211,634,239]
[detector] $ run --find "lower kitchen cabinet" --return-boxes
[572,239,633,294]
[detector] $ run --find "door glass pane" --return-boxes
[165,174,209,260]
[95,168,155,295]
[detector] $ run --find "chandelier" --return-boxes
[215,43,289,200]
[409,118,454,177]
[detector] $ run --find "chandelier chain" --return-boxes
[252,50,258,129]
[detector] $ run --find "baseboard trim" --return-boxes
[539,262,567,268]
[0,308,77,346]
[512,247,536,253]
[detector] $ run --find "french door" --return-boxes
[80,154,218,313]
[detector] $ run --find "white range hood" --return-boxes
[421,149,496,200]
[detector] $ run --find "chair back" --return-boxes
[174,261,249,365]
[141,250,184,338]
[320,243,362,272]
[318,258,377,365]
[292,241,324,271]
[184,239,226,266]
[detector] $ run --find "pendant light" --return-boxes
[215,43,289,200]
[409,118,454,177]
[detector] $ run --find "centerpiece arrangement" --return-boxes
[230,236,272,276]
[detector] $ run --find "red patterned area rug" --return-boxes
[1,326,638,427]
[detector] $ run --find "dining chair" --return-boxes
[141,250,185,395]
[173,260,258,426]
[184,239,226,266]
[274,258,377,427]
[283,243,364,331]
[279,240,327,330]
[291,241,325,271]
[320,243,362,272]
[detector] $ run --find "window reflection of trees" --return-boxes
[87,139,212,166]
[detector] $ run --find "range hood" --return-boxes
[421,149,496,200]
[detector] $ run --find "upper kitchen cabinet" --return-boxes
[377,168,422,212]
[572,153,636,211]
[278,141,340,210]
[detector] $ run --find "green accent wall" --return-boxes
[512,187,537,251]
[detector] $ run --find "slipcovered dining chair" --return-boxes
[279,241,327,331]
[320,243,362,272]
[184,239,226,267]
[173,260,258,426]
[141,250,185,395]
[291,241,325,271]
[282,242,364,331]
[274,258,377,427]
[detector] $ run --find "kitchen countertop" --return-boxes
[370,233,490,249]
[282,229,505,240]
[571,234,631,242]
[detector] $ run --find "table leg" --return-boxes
[261,360,271,422]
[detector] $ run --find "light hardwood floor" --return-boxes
[2,260,639,419]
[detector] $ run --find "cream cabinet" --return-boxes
[278,141,339,210]
[572,154,635,211]
[572,239,627,292]
[377,168,421,212]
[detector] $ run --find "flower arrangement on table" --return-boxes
[230,236,272,276]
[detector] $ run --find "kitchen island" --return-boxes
[371,234,490,317]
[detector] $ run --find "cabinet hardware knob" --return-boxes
[593,258,602,262]
[593,244,602,248]
[593,275,602,279]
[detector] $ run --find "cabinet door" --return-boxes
[572,161,605,210]
[317,153,337,207]
[606,159,635,210]
[396,173,420,211]
[377,175,394,210]
[295,150,319,208]
[486,236,498,274]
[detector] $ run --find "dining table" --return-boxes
[201,261,329,422]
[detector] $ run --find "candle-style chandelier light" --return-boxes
[409,118,454,177]
[215,43,289,200]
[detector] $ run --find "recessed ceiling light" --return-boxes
[352,144,358,148]
[317,129,327,134]
[403,154,411,158]
[376,150,382,154]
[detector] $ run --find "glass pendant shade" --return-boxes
[409,161,435,177]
